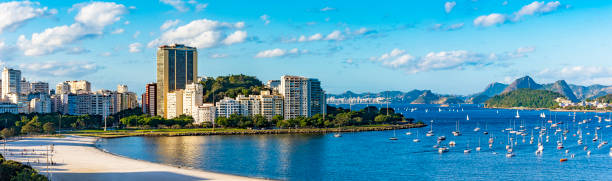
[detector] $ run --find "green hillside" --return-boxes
[485,88,565,108]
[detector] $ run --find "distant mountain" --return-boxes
[568,84,612,100]
[502,76,542,94]
[328,89,465,104]
[480,82,508,97]
[542,80,578,102]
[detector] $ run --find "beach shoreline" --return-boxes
[2,135,266,181]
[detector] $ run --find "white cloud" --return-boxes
[445,1,456,13]
[255,48,306,58]
[160,19,180,30]
[66,47,90,55]
[373,47,534,73]
[298,33,323,42]
[18,61,100,78]
[537,66,612,85]
[210,53,228,59]
[260,14,270,25]
[18,2,127,56]
[0,41,16,61]
[195,3,207,12]
[320,7,335,12]
[111,28,124,34]
[473,13,506,27]
[133,31,140,38]
[0,1,54,34]
[222,30,247,45]
[129,42,142,53]
[446,23,464,30]
[160,0,188,12]
[148,19,247,49]
[324,30,344,40]
[514,1,561,20]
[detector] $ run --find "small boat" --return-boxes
[437,136,446,141]
[413,138,420,142]
[438,147,449,154]
[389,129,398,140]
[426,120,435,136]
[334,133,342,137]
[449,141,456,147]
[405,132,412,135]
[559,158,568,162]
[506,152,515,158]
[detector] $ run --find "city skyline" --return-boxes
[0,1,611,95]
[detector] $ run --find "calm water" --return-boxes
[97,104,612,180]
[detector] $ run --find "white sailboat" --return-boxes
[426,120,434,137]
[464,141,472,153]
[515,110,520,119]
[452,116,464,136]
[389,129,398,140]
[413,129,420,142]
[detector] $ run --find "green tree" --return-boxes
[1,128,15,139]
[42,122,55,134]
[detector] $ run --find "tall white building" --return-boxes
[258,90,284,120]
[2,68,21,101]
[166,90,184,119]
[278,75,326,119]
[215,97,241,118]
[236,95,261,116]
[183,83,203,117]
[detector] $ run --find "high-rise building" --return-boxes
[19,78,30,95]
[117,84,128,93]
[30,81,49,94]
[2,68,21,100]
[183,83,203,117]
[156,44,198,118]
[258,90,284,120]
[143,83,157,116]
[166,90,184,119]
[65,80,91,94]
[236,95,261,116]
[56,82,70,95]
[278,75,326,119]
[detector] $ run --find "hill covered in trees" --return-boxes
[485,89,565,108]
[595,94,612,104]
[200,74,267,103]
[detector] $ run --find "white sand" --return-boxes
[2,135,265,181]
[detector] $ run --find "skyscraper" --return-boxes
[2,68,21,101]
[278,75,326,119]
[156,44,198,118]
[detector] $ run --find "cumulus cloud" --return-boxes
[372,47,535,73]
[255,48,307,58]
[160,19,180,30]
[195,3,207,12]
[0,1,55,34]
[474,1,562,27]
[445,1,456,13]
[111,28,124,34]
[260,14,270,25]
[17,2,127,56]
[18,61,100,78]
[222,30,247,45]
[298,33,323,42]
[128,42,142,53]
[148,19,247,48]
[474,13,506,27]
[160,0,188,12]
[514,1,560,20]
[537,66,612,85]
[324,30,344,40]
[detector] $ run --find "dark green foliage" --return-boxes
[485,88,564,108]
[119,114,194,128]
[0,154,48,181]
[595,94,612,104]
[201,75,266,103]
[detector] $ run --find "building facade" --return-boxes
[194,103,216,124]
[143,83,157,116]
[2,68,21,101]
[278,75,326,119]
[215,97,241,118]
[166,90,184,119]
[156,44,198,118]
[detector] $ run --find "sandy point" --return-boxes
[2,135,267,181]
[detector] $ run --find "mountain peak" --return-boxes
[502,76,542,93]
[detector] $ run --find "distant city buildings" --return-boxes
[142,83,157,116]
[556,97,611,108]
[274,75,326,119]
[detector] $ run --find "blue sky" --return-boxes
[0,0,611,95]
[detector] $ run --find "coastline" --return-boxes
[2,135,265,181]
[73,124,426,138]
[484,107,611,112]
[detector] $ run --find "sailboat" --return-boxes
[413,130,420,142]
[476,136,481,151]
[452,116,464,136]
[515,110,520,119]
[389,129,398,140]
[464,141,472,153]
[473,120,481,132]
[334,133,342,137]
[506,132,516,158]
[426,120,435,137]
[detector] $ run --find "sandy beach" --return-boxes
[2,135,264,181]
